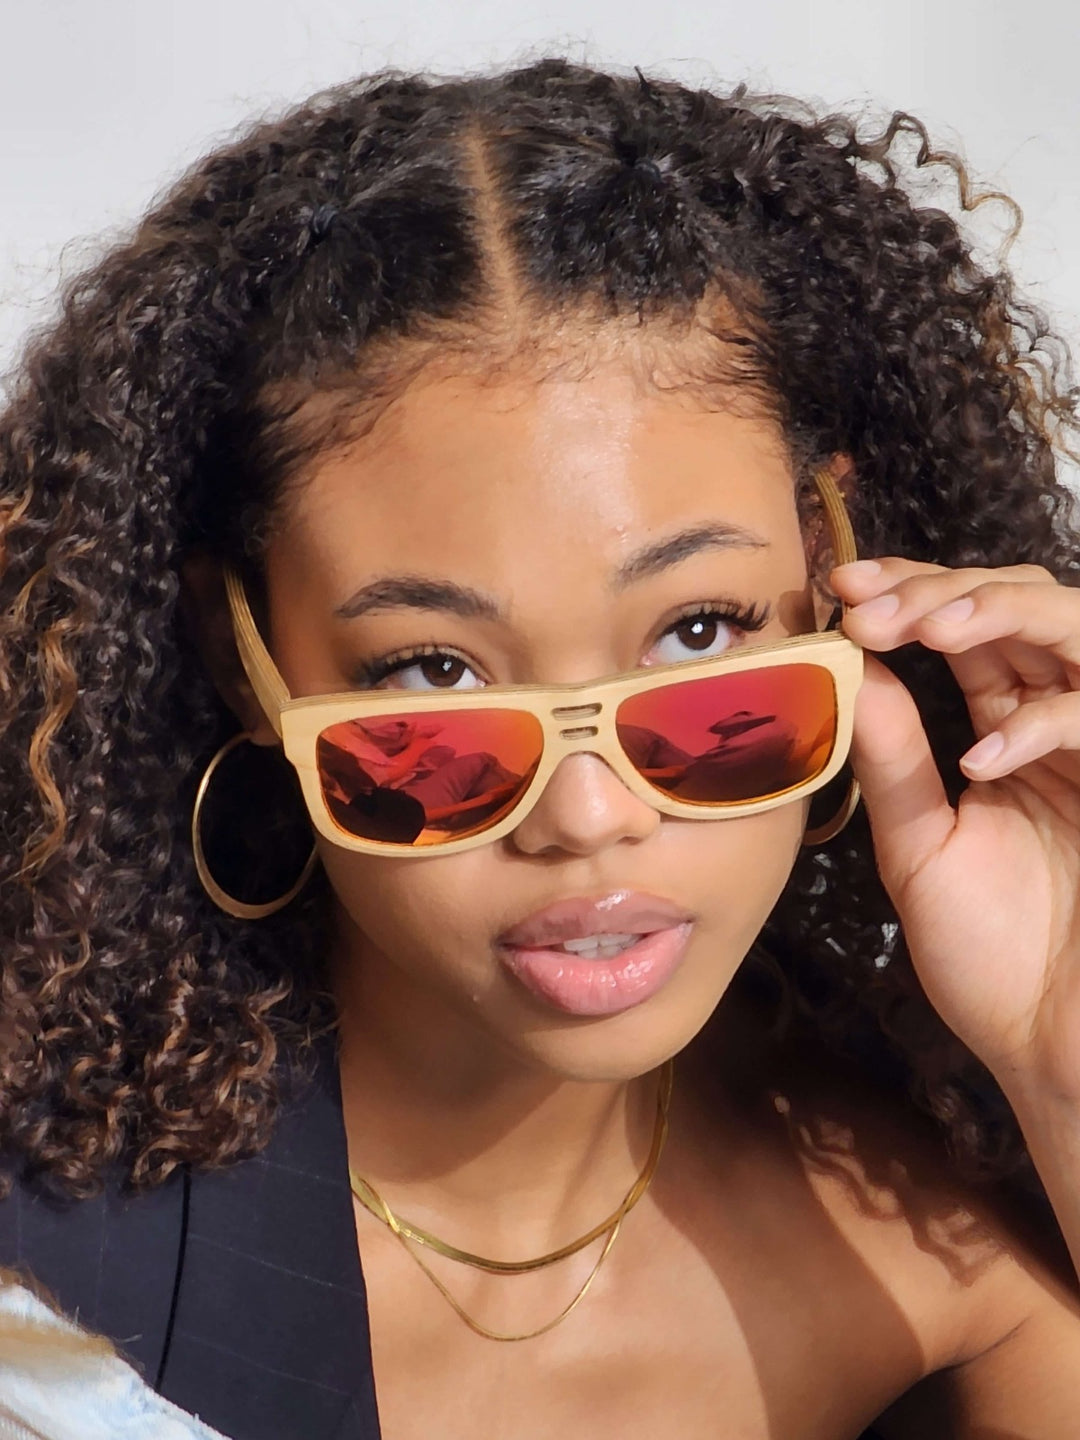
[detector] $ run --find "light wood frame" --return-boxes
[223,468,864,856]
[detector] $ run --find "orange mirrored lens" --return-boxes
[616,664,837,804]
[316,709,543,846]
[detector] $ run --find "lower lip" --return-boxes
[496,923,694,1017]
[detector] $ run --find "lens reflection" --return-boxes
[316,709,542,845]
[617,664,837,803]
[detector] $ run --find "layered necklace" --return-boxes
[349,1059,674,1343]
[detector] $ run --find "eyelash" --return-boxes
[351,599,771,689]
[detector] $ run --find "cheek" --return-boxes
[318,842,497,972]
[672,802,807,944]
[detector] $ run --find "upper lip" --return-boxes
[496,891,696,949]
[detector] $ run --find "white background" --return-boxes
[2,0,1078,384]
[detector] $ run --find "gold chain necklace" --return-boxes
[349,1059,673,1342]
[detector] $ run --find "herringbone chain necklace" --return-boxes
[349,1060,673,1342]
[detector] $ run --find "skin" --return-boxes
[192,353,1080,1438]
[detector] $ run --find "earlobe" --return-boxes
[179,551,279,746]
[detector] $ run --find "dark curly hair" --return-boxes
[1,58,1077,1201]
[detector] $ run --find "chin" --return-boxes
[503,966,738,1085]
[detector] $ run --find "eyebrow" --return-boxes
[614,521,768,586]
[333,521,768,621]
[335,577,501,622]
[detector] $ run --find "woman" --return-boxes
[1,57,1079,1439]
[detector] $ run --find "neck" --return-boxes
[330,914,663,1260]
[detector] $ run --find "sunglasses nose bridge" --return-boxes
[543,698,627,779]
[532,701,654,822]
[548,697,605,752]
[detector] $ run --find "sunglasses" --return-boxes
[224,469,864,857]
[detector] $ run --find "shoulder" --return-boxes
[680,990,1080,1428]
[0,1161,186,1380]
[849,1123,1080,1437]
[0,1039,346,1390]
[779,1055,1079,1360]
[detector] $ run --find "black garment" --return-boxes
[0,1046,380,1440]
[0,1046,888,1440]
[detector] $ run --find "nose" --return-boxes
[508,751,661,858]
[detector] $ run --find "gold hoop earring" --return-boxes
[802,776,861,848]
[192,732,319,920]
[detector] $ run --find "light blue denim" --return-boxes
[0,1285,227,1440]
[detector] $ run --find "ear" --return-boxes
[179,551,279,747]
[808,452,857,631]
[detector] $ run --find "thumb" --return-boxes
[850,654,955,890]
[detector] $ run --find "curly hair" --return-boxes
[1,58,1077,1200]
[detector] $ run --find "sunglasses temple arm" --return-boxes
[223,566,289,738]
[812,467,858,618]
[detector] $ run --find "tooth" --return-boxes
[560,933,640,955]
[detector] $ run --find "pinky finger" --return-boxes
[960,691,1080,779]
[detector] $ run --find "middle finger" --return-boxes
[835,563,1073,691]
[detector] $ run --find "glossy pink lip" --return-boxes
[494,891,697,1018]
[496,891,695,949]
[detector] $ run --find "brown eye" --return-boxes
[643,604,765,668]
[365,649,483,691]
[674,615,724,652]
[419,655,469,687]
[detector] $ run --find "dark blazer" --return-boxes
[0,1046,381,1440]
[0,1046,889,1440]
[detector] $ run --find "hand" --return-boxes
[831,557,1080,1101]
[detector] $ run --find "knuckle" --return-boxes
[1011,563,1055,584]
[877,558,942,583]
[976,575,1064,612]
[1016,691,1080,740]
[894,574,945,603]
[971,578,1028,607]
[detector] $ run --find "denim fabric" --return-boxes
[0,1286,227,1440]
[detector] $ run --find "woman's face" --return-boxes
[259,360,822,1083]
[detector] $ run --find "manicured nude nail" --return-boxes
[850,592,900,620]
[962,731,1005,772]
[926,597,975,624]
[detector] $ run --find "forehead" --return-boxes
[272,364,807,598]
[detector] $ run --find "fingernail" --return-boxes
[833,560,882,580]
[850,592,900,620]
[962,731,1005,772]
[926,596,975,624]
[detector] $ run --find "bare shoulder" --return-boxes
[679,988,1080,1435]
[837,1087,1080,1437]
